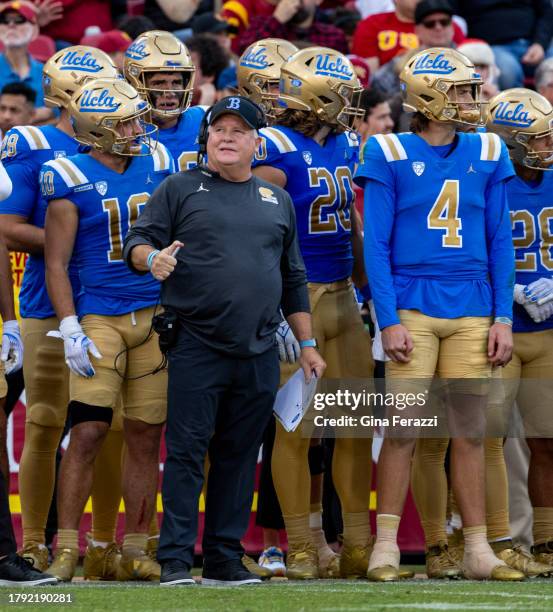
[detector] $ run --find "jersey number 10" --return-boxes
[102,193,149,262]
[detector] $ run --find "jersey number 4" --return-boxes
[427,180,462,248]
[308,167,353,234]
[102,193,149,262]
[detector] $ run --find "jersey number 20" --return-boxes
[308,166,353,234]
[102,193,149,262]
[427,179,462,248]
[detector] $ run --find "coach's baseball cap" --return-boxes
[415,0,454,24]
[206,96,267,130]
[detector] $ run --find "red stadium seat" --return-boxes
[28,35,56,63]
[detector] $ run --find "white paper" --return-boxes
[273,368,318,432]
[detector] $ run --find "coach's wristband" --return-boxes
[146,250,160,270]
[494,316,512,326]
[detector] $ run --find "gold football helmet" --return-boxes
[124,30,195,119]
[237,38,298,119]
[400,47,486,126]
[68,78,157,156]
[42,46,120,109]
[278,47,363,130]
[487,88,553,170]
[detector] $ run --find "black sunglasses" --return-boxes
[421,17,452,28]
[0,14,27,25]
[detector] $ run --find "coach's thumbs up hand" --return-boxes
[150,241,184,281]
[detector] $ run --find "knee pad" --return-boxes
[68,401,113,427]
[308,443,325,476]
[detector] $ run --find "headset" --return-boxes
[196,95,267,165]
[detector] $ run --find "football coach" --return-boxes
[123,96,325,586]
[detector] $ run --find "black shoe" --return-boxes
[0,554,58,586]
[160,560,195,586]
[202,560,262,586]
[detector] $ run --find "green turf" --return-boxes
[3,579,553,612]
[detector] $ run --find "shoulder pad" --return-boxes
[152,142,173,172]
[478,132,501,161]
[260,127,298,154]
[372,133,408,162]
[43,157,89,188]
[1,126,50,161]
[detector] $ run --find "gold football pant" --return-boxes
[272,280,374,547]
[18,317,123,546]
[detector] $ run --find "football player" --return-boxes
[0,46,124,577]
[124,29,205,172]
[40,78,172,582]
[487,88,553,570]
[355,47,524,581]
[253,47,375,580]
[237,38,298,124]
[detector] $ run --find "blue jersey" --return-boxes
[253,126,359,283]
[508,172,553,333]
[355,131,515,329]
[39,143,174,317]
[157,105,205,172]
[0,125,81,319]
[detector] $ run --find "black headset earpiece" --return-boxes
[196,103,214,165]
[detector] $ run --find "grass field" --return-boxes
[3,577,553,612]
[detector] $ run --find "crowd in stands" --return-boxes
[0,0,552,139]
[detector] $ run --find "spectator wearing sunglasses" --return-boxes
[352,0,464,73]
[0,2,53,124]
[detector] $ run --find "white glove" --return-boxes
[524,277,553,305]
[276,320,300,363]
[523,300,553,323]
[514,284,528,305]
[368,300,390,362]
[47,315,102,378]
[1,320,23,374]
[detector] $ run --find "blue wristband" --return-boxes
[299,338,317,349]
[146,250,160,270]
[359,283,372,302]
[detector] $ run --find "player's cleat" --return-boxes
[532,541,553,567]
[146,536,159,562]
[160,560,195,586]
[18,543,49,572]
[367,565,399,582]
[491,541,553,578]
[426,542,462,579]
[285,543,319,580]
[448,528,464,566]
[258,546,286,577]
[489,564,526,581]
[318,550,340,579]
[0,553,58,586]
[340,544,369,579]
[83,535,121,581]
[116,550,161,581]
[47,548,79,582]
[242,554,273,579]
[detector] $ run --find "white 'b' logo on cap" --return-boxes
[226,97,241,110]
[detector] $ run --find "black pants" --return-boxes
[158,330,279,569]
[256,417,285,530]
[0,469,16,557]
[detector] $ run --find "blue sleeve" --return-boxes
[490,140,515,186]
[485,179,515,320]
[363,178,400,329]
[354,136,394,189]
[39,164,73,202]
[0,161,38,217]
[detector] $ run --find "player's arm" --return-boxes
[0,233,15,322]
[0,214,44,254]
[350,206,371,302]
[253,165,287,189]
[0,159,12,200]
[0,231,23,373]
[44,198,78,320]
[485,179,515,367]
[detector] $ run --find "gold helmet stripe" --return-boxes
[50,157,89,187]
[17,126,50,151]
[374,134,408,162]
[262,127,297,153]
[479,132,501,162]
